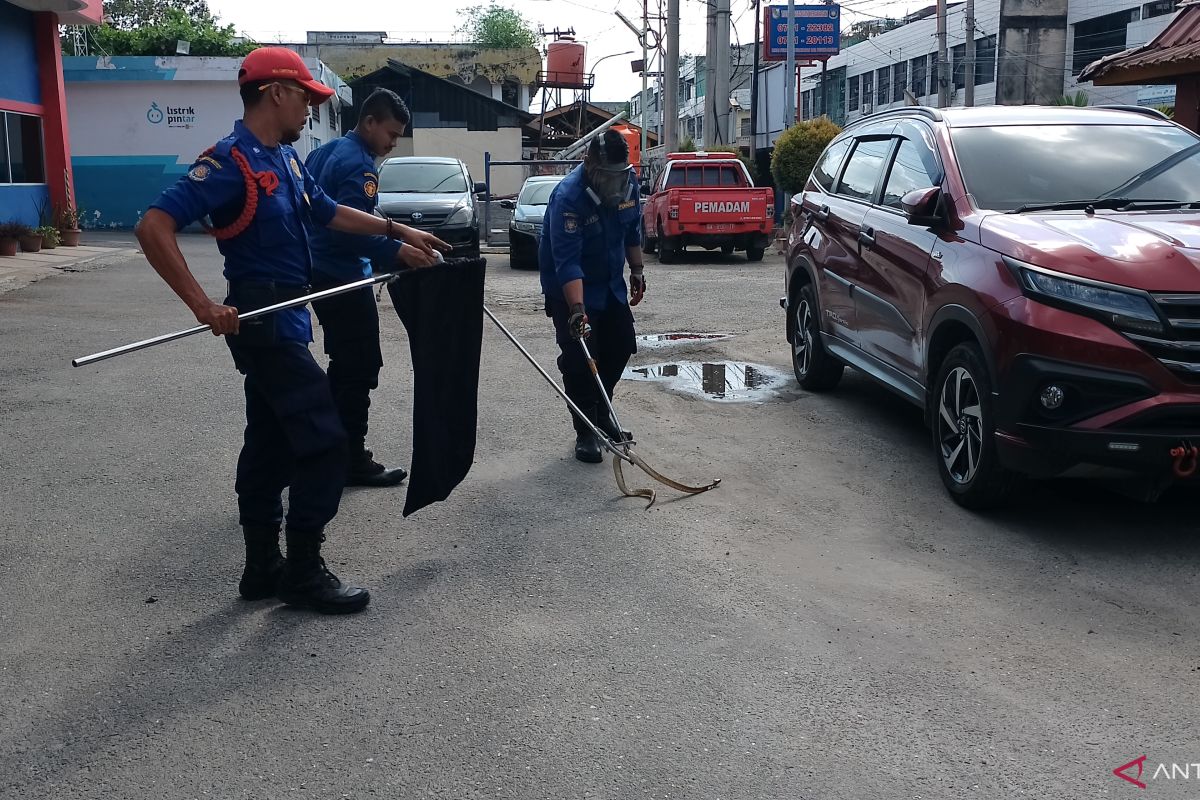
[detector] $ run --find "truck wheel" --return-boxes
[657,222,677,264]
[746,246,765,262]
[721,244,734,256]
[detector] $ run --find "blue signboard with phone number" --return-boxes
[764,4,841,59]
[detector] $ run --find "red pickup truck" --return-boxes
[641,152,775,263]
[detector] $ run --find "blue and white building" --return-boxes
[63,55,350,228]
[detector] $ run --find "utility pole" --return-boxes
[785,0,796,128]
[664,0,680,152]
[705,0,717,148]
[936,0,949,108]
[713,0,731,145]
[964,0,976,106]
[617,7,652,165]
[751,1,760,160]
[641,0,650,163]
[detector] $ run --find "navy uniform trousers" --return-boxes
[547,294,637,437]
[311,285,384,452]
[225,284,347,533]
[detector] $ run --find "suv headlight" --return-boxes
[446,204,472,226]
[1004,257,1163,335]
[512,221,535,232]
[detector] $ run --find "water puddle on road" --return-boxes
[636,332,734,349]
[623,361,787,402]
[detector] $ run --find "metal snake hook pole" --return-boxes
[72,273,400,368]
[483,304,720,508]
[578,336,721,507]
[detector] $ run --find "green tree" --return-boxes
[89,6,254,56]
[770,116,841,195]
[457,3,538,49]
[102,0,214,29]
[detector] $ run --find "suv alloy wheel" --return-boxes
[933,343,1015,509]
[791,283,844,390]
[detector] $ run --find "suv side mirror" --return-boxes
[473,181,488,196]
[901,186,943,227]
[498,199,516,210]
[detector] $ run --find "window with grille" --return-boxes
[952,43,967,89]
[877,66,891,105]
[975,37,996,84]
[893,62,906,101]
[910,55,928,97]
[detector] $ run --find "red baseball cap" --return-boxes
[238,47,335,105]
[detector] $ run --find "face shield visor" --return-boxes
[588,160,634,209]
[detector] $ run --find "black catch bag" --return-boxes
[387,257,486,517]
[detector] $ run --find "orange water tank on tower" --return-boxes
[545,36,586,88]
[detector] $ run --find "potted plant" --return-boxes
[19,226,42,253]
[57,170,83,246]
[38,225,61,250]
[56,204,82,247]
[0,221,25,257]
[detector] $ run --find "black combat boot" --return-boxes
[239,524,284,601]
[572,402,603,463]
[347,447,407,488]
[277,528,371,614]
[574,432,603,463]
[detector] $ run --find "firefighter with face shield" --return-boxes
[538,130,648,463]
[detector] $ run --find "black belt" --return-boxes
[227,281,312,303]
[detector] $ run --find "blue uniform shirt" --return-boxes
[305,131,403,282]
[539,165,642,311]
[150,120,338,343]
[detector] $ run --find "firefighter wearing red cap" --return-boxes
[135,47,449,615]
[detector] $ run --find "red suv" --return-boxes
[783,105,1200,509]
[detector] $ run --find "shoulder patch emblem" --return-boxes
[563,213,579,233]
[618,199,636,210]
[290,157,302,179]
[187,164,210,182]
[364,180,378,199]
[197,155,222,170]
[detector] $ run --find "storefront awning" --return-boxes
[6,0,102,25]
[1081,0,1200,85]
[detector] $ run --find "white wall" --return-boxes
[67,80,342,164]
[411,127,524,195]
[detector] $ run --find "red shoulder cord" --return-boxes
[198,145,281,240]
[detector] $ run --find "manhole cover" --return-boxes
[623,361,786,402]
[636,332,734,349]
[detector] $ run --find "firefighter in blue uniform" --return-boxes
[135,48,448,615]
[306,88,411,488]
[539,130,648,463]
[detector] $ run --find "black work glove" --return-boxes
[630,270,646,306]
[568,303,591,340]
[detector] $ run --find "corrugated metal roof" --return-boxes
[1081,2,1200,82]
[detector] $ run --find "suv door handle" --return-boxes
[858,226,876,248]
[814,204,830,222]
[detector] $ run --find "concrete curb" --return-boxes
[0,245,140,296]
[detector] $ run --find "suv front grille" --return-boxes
[1126,293,1200,383]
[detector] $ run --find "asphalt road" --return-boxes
[1,234,1197,799]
